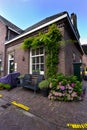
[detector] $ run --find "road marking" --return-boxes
[0,94,3,98]
[11,101,30,111]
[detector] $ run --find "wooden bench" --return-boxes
[22,74,44,92]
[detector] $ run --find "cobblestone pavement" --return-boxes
[0,85,87,130]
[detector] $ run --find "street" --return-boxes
[0,86,87,130]
[0,98,57,130]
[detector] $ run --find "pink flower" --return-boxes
[71,83,75,88]
[71,92,77,97]
[60,85,65,90]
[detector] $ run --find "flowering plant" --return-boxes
[48,73,82,101]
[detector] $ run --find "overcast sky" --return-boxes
[0,0,87,44]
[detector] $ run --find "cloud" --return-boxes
[80,38,87,45]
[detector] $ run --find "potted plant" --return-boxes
[39,80,49,97]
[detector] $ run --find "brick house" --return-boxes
[82,45,87,65]
[0,15,23,76]
[0,11,83,76]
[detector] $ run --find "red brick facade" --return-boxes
[5,22,82,75]
[0,21,6,76]
[0,12,83,76]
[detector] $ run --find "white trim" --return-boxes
[8,54,10,74]
[8,53,14,74]
[8,27,20,34]
[5,14,67,45]
[30,48,44,75]
[30,49,32,74]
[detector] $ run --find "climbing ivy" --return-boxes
[22,24,62,78]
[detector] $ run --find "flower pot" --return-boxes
[41,88,49,97]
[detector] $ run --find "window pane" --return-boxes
[36,57,39,63]
[32,49,35,56]
[40,47,43,54]
[36,48,39,55]
[32,57,35,63]
[32,65,35,70]
[41,64,44,71]
[36,64,39,70]
[41,56,44,63]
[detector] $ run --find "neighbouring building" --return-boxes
[82,44,87,65]
[0,15,23,76]
[0,11,84,77]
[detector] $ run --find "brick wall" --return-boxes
[5,22,66,75]
[0,21,6,76]
[82,54,87,65]
[5,20,82,76]
[6,43,29,75]
[64,24,82,75]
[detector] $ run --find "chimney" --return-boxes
[71,13,77,29]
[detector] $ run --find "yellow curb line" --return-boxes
[11,101,30,111]
[0,94,3,98]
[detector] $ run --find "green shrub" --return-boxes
[39,80,49,89]
[4,84,11,89]
[48,73,82,101]
[0,83,4,88]
[0,82,11,89]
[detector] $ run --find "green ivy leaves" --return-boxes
[22,24,62,78]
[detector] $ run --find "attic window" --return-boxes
[6,29,10,41]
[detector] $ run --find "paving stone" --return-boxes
[0,84,87,129]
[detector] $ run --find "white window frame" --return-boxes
[30,47,44,75]
[8,53,14,74]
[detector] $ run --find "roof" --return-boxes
[25,11,67,32]
[0,15,23,34]
[4,10,82,55]
[5,11,68,44]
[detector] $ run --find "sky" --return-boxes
[0,0,87,45]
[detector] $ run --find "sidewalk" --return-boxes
[0,86,87,129]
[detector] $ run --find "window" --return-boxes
[8,53,14,73]
[0,59,2,76]
[73,53,76,62]
[30,47,44,74]
[0,54,3,76]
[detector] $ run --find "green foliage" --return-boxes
[61,79,67,86]
[48,73,82,101]
[39,80,49,89]
[0,82,11,89]
[66,75,77,83]
[4,84,11,89]
[73,81,82,96]
[21,37,34,50]
[0,83,4,88]
[22,24,62,78]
